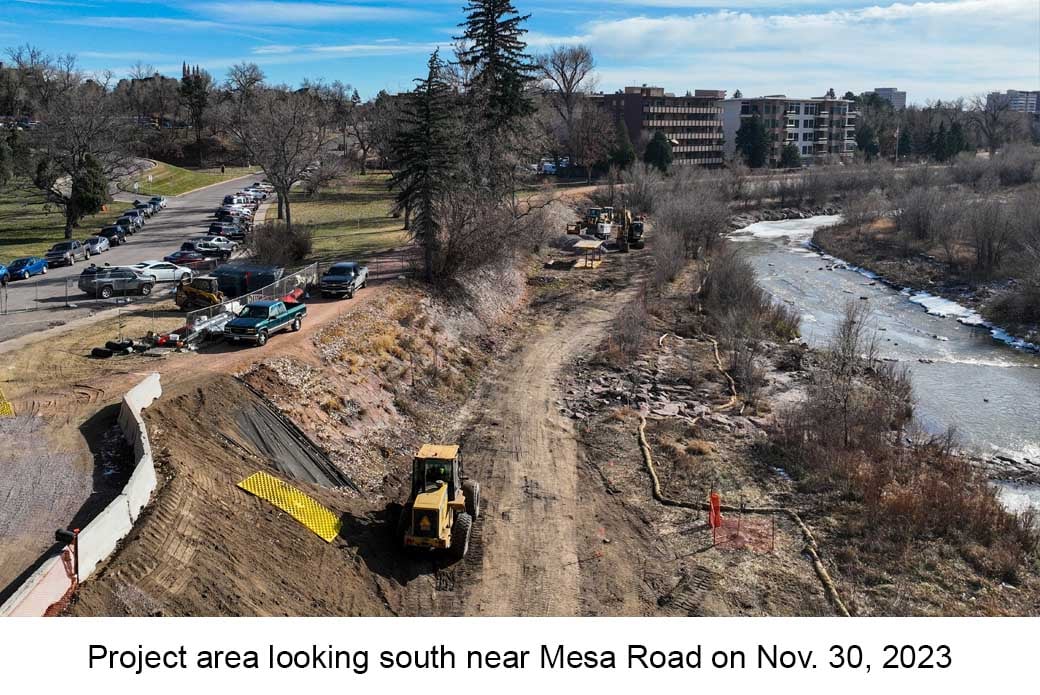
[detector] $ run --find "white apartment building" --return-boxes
[721,95,857,166]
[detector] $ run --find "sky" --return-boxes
[2,0,1038,103]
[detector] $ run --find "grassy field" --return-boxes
[0,183,129,262]
[267,172,409,263]
[121,161,260,197]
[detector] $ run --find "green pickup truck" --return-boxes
[223,299,306,346]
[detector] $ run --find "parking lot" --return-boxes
[0,175,266,342]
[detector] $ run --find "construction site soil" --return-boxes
[7,206,1034,616]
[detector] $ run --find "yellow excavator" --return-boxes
[398,444,480,560]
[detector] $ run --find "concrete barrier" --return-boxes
[0,373,162,616]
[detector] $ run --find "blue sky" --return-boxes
[3,0,1038,102]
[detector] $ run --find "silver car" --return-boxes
[84,236,111,255]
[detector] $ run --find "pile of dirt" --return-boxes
[69,376,393,617]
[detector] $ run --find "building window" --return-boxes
[790,104,801,114]
[805,104,817,115]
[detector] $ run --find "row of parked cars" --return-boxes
[0,196,169,285]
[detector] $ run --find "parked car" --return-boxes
[319,261,368,299]
[77,266,154,299]
[115,215,140,233]
[0,263,9,285]
[224,299,306,346]
[99,226,128,245]
[242,187,267,200]
[196,235,237,253]
[84,236,111,255]
[7,256,48,279]
[208,221,243,240]
[149,196,168,210]
[132,200,155,217]
[178,240,229,261]
[163,249,207,265]
[121,209,145,227]
[45,240,90,267]
[125,260,193,283]
[217,208,253,224]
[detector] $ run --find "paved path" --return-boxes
[0,174,264,343]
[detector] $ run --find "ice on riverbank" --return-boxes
[909,291,1039,352]
[733,215,842,240]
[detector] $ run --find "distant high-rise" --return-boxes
[987,89,1040,113]
[861,87,907,110]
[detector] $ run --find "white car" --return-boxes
[196,235,238,253]
[149,196,169,210]
[125,260,193,283]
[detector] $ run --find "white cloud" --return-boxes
[533,0,1040,101]
[195,1,429,24]
[253,44,298,55]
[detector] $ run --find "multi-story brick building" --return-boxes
[720,95,857,166]
[593,85,726,166]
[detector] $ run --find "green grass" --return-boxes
[0,183,130,262]
[121,161,260,197]
[267,172,409,263]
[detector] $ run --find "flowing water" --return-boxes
[730,216,1040,512]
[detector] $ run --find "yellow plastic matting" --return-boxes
[237,472,342,543]
[0,386,14,417]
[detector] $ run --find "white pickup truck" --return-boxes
[319,261,369,299]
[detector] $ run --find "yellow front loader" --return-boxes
[398,444,481,560]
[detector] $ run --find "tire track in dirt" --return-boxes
[423,295,630,616]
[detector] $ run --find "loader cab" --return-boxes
[412,444,462,497]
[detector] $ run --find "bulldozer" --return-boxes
[566,207,610,235]
[398,444,480,559]
[175,276,225,311]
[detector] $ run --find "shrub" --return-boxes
[247,221,314,266]
[992,145,1040,186]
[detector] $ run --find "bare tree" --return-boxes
[969,94,1019,156]
[227,86,334,229]
[344,91,374,175]
[571,101,613,183]
[535,45,595,163]
[24,83,132,237]
[5,45,79,114]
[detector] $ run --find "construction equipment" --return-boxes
[175,276,225,311]
[567,206,613,235]
[398,444,480,560]
[614,209,646,253]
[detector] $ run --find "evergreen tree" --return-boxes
[779,143,801,168]
[931,121,948,162]
[947,121,967,159]
[609,117,636,170]
[643,131,673,173]
[897,127,913,159]
[391,50,460,283]
[456,0,535,133]
[855,124,880,161]
[735,115,769,168]
[69,154,109,223]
